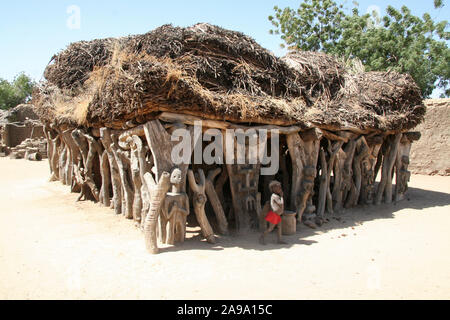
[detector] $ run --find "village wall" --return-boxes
[410,99,450,176]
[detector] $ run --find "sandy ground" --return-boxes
[0,157,449,300]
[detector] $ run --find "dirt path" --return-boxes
[0,157,449,299]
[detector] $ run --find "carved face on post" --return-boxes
[193,193,207,207]
[302,180,314,193]
[170,168,182,186]
[362,159,374,184]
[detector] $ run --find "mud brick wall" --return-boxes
[3,123,45,148]
[410,99,450,176]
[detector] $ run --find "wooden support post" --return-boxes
[295,129,322,223]
[131,135,152,227]
[83,134,102,202]
[345,136,369,208]
[188,169,216,243]
[317,140,343,219]
[205,168,229,235]
[130,139,143,223]
[286,133,304,211]
[224,128,267,233]
[142,120,193,248]
[61,129,81,193]
[49,133,61,182]
[112,143,134,219]
[341,139,356,209]
[99,150,111,207]
[143,120,191,189]
[100,128,122,215]
[360,135,384,205]
[375,134,402,205]
[394,133,418,202]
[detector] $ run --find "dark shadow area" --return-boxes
[159,186,450,254]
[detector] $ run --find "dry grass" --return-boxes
[33,23,425,132]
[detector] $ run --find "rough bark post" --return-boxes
[114,145,134,219]
[286,132,304,210]
[375,134,402,205]
[72,129,97,201]
[58,134,69,185]
[214,167,228,205]
[188,169,216,244]
[49,133,61,182]
[295,128,322,223]
[341,139,357,209]
[345,136,369,208]
[43,127,53,173]
[58,142,69,185]
[373,144,384,182]
[131,135,150,226]
[317,140,343,219]
[205,168,229,235]
[83,134,102,202]
[72,129,88,166]
[331,148,345,211]
[279,151,290,205]
[99,150,111,207]
[130,139,143,223]
[100,128,122,215]
[61,129,81,193]
[317,148,328,219]
[360,135,384,205]
[143,120,191,190]
[131,135,152,227]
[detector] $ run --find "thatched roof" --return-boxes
[33,23,425,132]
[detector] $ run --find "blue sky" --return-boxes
[0,0,448,84]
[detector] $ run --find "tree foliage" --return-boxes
[0,73,35,110]
[269,0,450,97]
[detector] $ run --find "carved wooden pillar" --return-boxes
[394,132,420,202]
[224,130,266,233]
[142,120,193,252]
[286,128,322,223]
[375,134,402,205]
[360,135,383,205]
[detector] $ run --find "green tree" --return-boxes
[0,73,35,110]
[269,0,450,97]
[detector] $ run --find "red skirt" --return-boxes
[265,211,282,225]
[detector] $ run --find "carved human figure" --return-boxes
[397,155,411,197]
[295,166,316,224]
[160,168,189,245]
